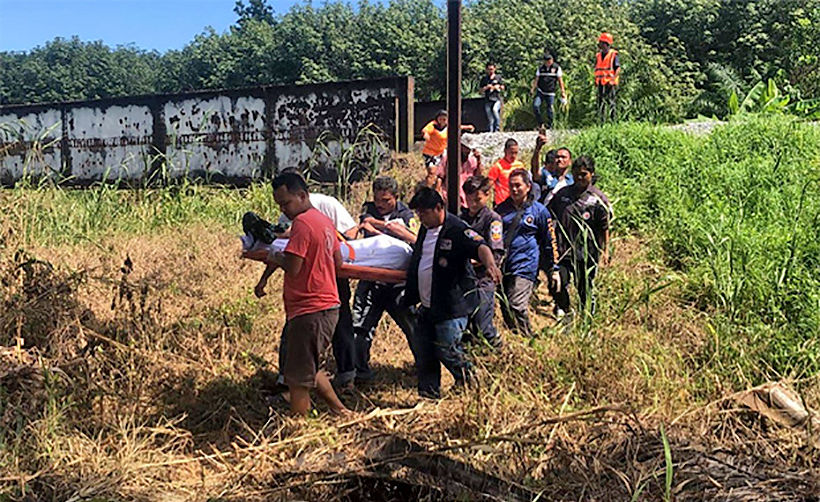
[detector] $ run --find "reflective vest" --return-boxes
[595,50,619,86]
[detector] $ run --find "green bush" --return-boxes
[567,117,820,381]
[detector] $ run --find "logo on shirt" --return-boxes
[490,221,503,242]
[438,257,448,268]
[582,211,591,220]
[409,217,420,234]
[325,229,335,251]
[525,215,534,225]
[440,239,453,250]
[464,229,483,242]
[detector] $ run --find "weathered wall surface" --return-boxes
[0,77,413,186]
[0,107,62,182]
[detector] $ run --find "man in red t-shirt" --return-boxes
[256,172,350,416]
[487,138,525,206]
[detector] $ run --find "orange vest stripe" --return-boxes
[595,50,619,86]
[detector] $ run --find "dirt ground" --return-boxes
[1,223,819,501]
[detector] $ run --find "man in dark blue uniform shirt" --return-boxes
[496,169,559,336]
[548,156,611,316]
[460,176,504,348]
[350,176,418,385]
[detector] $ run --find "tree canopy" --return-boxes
[1,0,817,125]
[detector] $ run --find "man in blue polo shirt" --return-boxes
[496,169,559,336]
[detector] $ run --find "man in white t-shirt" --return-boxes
[278,192,358,238]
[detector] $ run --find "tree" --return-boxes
[234,0,274,25]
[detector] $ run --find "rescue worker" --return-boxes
[496,169,559,336]
[460,176,504,348]
[264,171,358,390]
[548,156,611,317]
[351,176,418,385]
[531,53,567,130]
[594,32,620,123]
[404,187,502,399]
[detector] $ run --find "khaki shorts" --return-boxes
[283,307,339,388]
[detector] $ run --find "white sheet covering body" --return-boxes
[241,234,413,270]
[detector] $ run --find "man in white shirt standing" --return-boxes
[403,188,502,399]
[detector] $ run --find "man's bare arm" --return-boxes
[384,221,417,245]
[254,262,278,298]
[272,251,304,278]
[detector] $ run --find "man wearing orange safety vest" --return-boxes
[594,32,620,123]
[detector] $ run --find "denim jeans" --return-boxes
[466,278,502,348]
[485,100,502,132]
[533,93,555,129]
[413,310,471,398]
[352,281,416,381]
[278,277,355,385]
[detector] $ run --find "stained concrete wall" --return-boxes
[0,77,413,186]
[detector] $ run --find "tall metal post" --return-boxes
[446,0,462,215]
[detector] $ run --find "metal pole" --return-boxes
[446,0,462,215]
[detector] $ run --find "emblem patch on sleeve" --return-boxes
[490,221,503,242]
[409,217,420,234]
[465,229,484,242]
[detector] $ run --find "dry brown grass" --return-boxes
[1,179,819,500]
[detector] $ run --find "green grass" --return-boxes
[3,116,818,389]
[0,180,279,247]
[565,116,820,384]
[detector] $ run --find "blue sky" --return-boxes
[0,0,306,53]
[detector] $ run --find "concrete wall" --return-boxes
[0,77,413,186]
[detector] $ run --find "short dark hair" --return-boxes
[372,176,399,196]
[409,186,444,210]
[572,155,595,174]
[509,168,531,185]
[435,109,447,118]
[504,138,518,151]
[272,171,309,194]
[556,146,572,158]
[486,62,495,67]
[462,175,492,195]
[544,149,558,164]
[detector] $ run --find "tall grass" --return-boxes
[0,182,278,247]
[567,117,820,383]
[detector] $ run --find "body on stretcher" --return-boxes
[240,234,411,284]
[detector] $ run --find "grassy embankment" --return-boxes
[1,116,818,500]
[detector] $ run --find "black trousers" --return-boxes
[597,84,617,123]
[553,258,598,314]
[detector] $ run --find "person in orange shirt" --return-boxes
[422,110,476,169]
[487,138,525,206]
